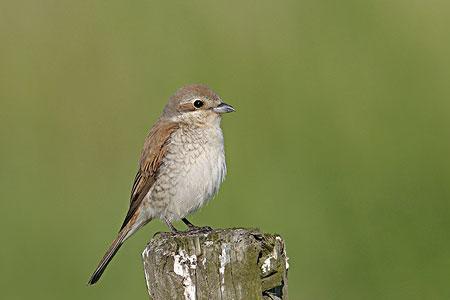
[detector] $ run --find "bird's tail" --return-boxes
[87,228,129,285]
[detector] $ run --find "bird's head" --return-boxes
[162,84,234,125]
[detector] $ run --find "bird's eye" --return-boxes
[193,100,204,108]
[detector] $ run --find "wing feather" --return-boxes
[119,120,178,230]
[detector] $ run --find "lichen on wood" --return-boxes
[142,228,289,300]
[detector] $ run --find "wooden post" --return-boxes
[142,228,289,300]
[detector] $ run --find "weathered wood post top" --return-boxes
[142,228,289,300]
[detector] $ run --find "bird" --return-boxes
[88,84,234,285]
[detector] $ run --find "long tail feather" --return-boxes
[87,229,128,285]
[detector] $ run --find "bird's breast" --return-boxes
[152,125,226,220]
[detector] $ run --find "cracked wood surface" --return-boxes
[142,228,289,300]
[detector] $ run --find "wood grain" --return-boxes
[142,228,289,300]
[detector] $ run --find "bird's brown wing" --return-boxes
[119,120,179,230]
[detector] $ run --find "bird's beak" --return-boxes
[213,102,235,114]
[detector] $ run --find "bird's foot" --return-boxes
[181,218,212,233]
[186,225,213,233]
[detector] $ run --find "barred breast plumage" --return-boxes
[143,119,226,221]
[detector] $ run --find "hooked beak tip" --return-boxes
[214,102,235,114]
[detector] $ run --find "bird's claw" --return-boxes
[186,225,213,233]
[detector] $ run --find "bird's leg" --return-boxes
[182,218,198,229]
[182,218,212,232]
[163,217,179,233]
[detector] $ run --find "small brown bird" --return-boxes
[88,84,234,284]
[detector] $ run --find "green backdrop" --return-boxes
[1,1,449,299]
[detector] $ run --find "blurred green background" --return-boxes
[1,1,449,299]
